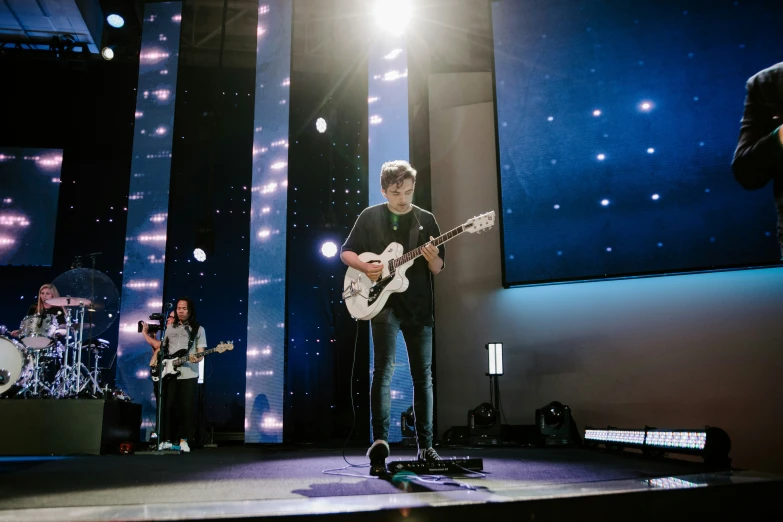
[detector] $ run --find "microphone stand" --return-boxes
[155,304,172,451]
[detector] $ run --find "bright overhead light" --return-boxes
[373,0,412,36]
[101,47,115,60]
[316,117,327,133]
[320,241,338,258]
[107,14,125,28]
[193,248,207,262]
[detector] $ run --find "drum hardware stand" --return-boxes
[51,302,99,397]
[85,345,105,396]
[16,350,53,398]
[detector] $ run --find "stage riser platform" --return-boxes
[0,399,141,455]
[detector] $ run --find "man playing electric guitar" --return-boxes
[340,160,445,475]
[143,297,206,452]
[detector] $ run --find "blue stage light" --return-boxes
[107,14,125,28]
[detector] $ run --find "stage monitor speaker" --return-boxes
[0,399,141,455]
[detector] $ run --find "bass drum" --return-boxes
[0,336,31,396]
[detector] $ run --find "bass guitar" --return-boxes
[342,211,495,320]
[150,342,234,382]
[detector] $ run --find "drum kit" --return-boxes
[0,267,121,399]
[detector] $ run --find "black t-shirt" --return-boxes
[341,203,445,326]
[26,305,66,325]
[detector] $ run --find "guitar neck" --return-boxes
[391,225,465,269]
[173,346,221,364]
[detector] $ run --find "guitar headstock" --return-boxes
[216,342,234,353]
[463,211,496,234]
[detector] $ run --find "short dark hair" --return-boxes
[380,160,417,191]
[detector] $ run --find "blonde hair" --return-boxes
[380,160,417,191]
[36,283,60,314]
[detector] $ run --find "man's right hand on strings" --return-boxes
[365,262,383,282]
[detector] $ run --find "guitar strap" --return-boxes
[184,324,198,353]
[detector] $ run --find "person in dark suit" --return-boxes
[732,61,783,258]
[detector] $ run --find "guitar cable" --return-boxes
[339,319,368,468]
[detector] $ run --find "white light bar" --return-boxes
[585,429,646,445]
[585,429,708,450]
[486,342,503,375]
[646,430,706,450]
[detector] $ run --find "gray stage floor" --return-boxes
[0,446,780,521]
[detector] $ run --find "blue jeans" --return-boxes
[370,307,433,449]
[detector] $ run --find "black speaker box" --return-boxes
[0,399,141,455]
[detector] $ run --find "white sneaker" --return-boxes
[159,441,173,450]
[366,439,390,476]
[179,439,191,453]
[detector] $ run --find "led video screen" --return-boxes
[0,147,62,266]
[116,0,182,437]
[492,0,782,285]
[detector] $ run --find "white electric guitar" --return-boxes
[150,342,234,382]
[343,211,496,320]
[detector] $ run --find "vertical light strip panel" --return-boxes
[116,2,182,440]
[368,35,411,442]
[245,0,292,443]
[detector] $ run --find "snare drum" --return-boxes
[19,314,57,349]
[0,335,31,396]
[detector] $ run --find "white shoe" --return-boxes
[367,439,390,477]
[159,441,173,450]
[179,439,191,453]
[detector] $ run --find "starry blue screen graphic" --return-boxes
[245,0,291,443]
[116,1,182,437]
[492,0,782,286]
[0,148,62,266]
[368,35,412,443]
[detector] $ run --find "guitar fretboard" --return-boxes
[173,345,225,363]
[391,225,465,270]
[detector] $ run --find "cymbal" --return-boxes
[47,297,93,307]
[51,269,119,338]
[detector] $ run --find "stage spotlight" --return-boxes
[470,402,496,427]
[536,401,575,445]
[101,47,115,60]
[320,241,337,258]
[486,342,503,375]
[316,118,327,133]
[401,406,415,438]
[373,0,412,36]
[107,14,125,28]
[193,248,207,262]
[467,401,501,445]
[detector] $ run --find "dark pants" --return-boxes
[161,377,197,443]
[370,307,434,449]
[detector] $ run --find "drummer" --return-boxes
[10,284,66,336]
